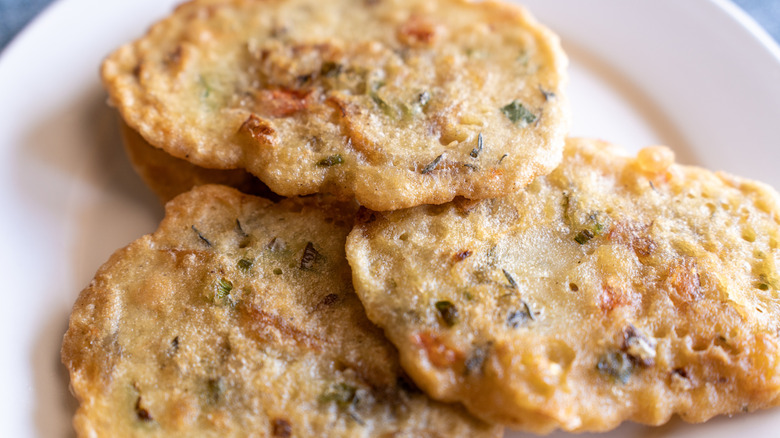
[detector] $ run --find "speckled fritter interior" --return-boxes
[61,185,500,437]
[346,138,780,433]
[120,120,277,203]
[102,0,569,211]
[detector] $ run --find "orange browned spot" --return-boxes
[325,95,348,118]
[453,250,472,262]
[238,302,322,351]
[327,95,385,165]
[239,114,276,144]
[397,16,439,47]
[607,222,657,257]
[272,418,292,437]
[165,45,183,66]
[412,331,463,368]
[256,89,312,118]
[598,283,632,312]
[486,167,505,181]
[666,258,703,304]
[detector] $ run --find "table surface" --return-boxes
[1,0,779,53]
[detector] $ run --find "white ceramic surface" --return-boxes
[0,1,778,436]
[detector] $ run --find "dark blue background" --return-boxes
[2,0,779,53]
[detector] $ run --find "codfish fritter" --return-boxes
[346,138,780,433]
[102,0,569,211]
[61,185,500,437]
[119,120,277,203]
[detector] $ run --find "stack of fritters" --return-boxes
[63,0,780,436]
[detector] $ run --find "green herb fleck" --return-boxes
[507,301,535,328]
[206,377,226,405]
[501,100,537,126]
[319,383,357,407]
[464,344,490,376]
[273,268,283,275]
[757,283,770,291]
[470,133,483,158]
[192,225,212,247]
[421,153,444,174]
[502,269,518,289]
[235,219,246,235]
[435,301,459,327]
[574,229,595,245]
[561,191,573,225]
[369,81,396,117]
[371,92,390,111]
[463,163,478,171]
[236,219,251,248]
[317,154,344,167]
[517,50,529,66]
[268,237,287,252]
[198,75,212,99]
[237,259,253,272]
[498,153,508,164]
[418,90,431,106]
[320,61,343,77]
[539,86,555,101]
[597,350,633,384]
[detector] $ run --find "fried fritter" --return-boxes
[120,120,277,203]
[61,185,500,437]
[102,0,569,211]
[346,138,780,433]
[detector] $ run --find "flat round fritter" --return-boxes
[102,0,569,211]
[346,138,780,433]
[120,120,277,203]
[61,185,500,437]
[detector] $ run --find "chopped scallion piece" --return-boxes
[435,300,459,327]
[317,154,344,167]
[237,259,253,272]
[318,383,357,407]
[597,350,633,384]
[300,242,320,270]
[574,229,595,245]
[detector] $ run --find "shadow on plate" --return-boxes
[561,37,700,166]
[19,83,162,437]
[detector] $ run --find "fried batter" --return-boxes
[102,0,569,210]
[61,185,500,437]
[346,138,780,433]
[120,120,277,203]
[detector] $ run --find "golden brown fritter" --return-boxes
[61,185,501,437]
[120,120,278,203]
[346,138,780,433]
[102,0,569,210]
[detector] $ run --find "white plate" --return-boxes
[0,1,778,437]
